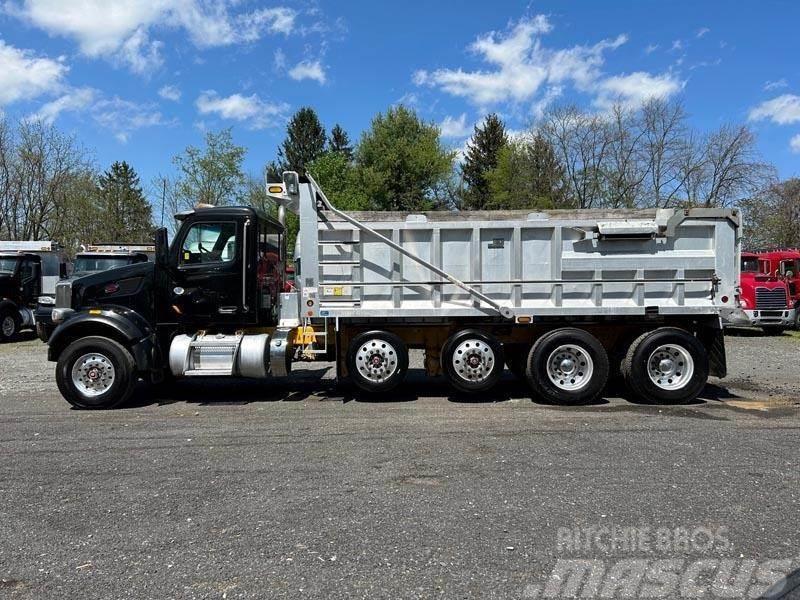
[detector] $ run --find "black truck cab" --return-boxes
[47,206,286,408]
[0,253,43,341]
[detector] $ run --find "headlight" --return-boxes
[38,296,55,305]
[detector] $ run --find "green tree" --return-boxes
[171,128,247,211]
[461,114,508,210]
[308,152,371,211]
[95,161,153,241]
[356,105,454,211]
[486,135,569,210]
[741,178,800,249]
[328,124,353,161]
[278,107,326,173]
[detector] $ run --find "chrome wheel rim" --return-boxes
[1,315,15,337]
[355,339,398,383]
[546,344,594,391]
[451,338,496,384]
[71,352,116,397]
[647,344,694,390]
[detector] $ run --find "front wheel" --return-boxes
[0,310,20,343]
[56,336,137,409]
[621,328,708,404]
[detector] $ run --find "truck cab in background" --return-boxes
[0,241,64,342]
[757,249,800,325]
[738,252,796,334]
[35,244,155,342]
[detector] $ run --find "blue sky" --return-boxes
[1,0,799,205]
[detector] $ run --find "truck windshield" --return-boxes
[741,257,759,272]
[0,256,19,273]
[73,256,131,275]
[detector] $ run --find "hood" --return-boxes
[71,260,154,288]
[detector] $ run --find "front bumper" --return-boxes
[743,308,797,327]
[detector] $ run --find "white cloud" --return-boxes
[696,27,710,38]
[195,90,288,129]
[790,134,800,153]
[764,78,788,91]
[30,87,96,123]
[670,40,684,52]
[414,16,629,107]
[414,16,682,115]
[7,1,298,73]
[158,84,181,101]
[644,43,659,54]
[92,97,170,142]
[438,114,471,138]
[0,40,67,105]
[288,60,326,84]
[595,71,684,110]
[748,94,800,125]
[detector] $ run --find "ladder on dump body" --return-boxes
[305,173,515,321]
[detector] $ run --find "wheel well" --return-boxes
[49,323,132,362]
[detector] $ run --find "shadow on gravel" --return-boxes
[122,366,751,413]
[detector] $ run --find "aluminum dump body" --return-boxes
[291,185,740,321]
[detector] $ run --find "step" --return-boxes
[183,368,234,376]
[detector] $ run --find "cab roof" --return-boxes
[175,205,283,230]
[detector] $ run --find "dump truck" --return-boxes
[46,172,739,409]
[35,243,155,341]
[0,241,65,342]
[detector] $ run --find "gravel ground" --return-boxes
[0,331,799,599]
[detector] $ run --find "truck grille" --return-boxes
[55,281,72,309]
[755,287,788,310]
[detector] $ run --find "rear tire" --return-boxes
[525,328,609,405]
[621,328,708,404]
[56,336,137,409]
[346,330,409,393]
[0,309,20,343]
[442,330,504,393]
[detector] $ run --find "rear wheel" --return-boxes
[56,336,137,409]
[442,330,504,393]
[621,328,708,404]
[0,310,20,343]
[525,328,609,405]
[346,330,409,393]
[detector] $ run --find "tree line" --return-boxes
[0,117,153,255]
[1,99,798,254]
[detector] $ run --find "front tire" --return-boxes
[525,328,609,405]
[0,310,20,343]
[346,330,409,393]
[56,336,137,409]
[442,330,504,393]
[621,328,708,404]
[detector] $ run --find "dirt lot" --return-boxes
[0,331,798,599]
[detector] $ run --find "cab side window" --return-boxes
[19,260,35,282]
[180,222,237,265]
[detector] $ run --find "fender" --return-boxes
[0,298,20,314]
[47,308,157,372]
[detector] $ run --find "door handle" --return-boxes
[218,306,238,314]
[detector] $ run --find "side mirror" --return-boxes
[154,227,170,268]
[59,262,67,279]
[283,171,300,196]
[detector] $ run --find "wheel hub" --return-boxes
[355,339,398,382]
[647,344,694,391]
[2,316,14,337]
[71,353,116,398]
[546,344,594,391]
[451,339,495,383]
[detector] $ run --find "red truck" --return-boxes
[738,252,796,334]
[758,249,800,319]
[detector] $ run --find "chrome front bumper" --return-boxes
[743,308,797,327]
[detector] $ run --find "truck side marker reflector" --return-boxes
[89,309,101,315]
[517,316,532,323]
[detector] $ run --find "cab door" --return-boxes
[171,219,252,326]
[18,257,41,305]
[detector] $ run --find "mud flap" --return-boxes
[698,326,727,378]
